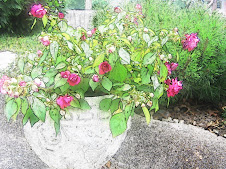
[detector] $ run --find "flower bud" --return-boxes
[92,74,99,82]
[37,50,43,57]
[149,93,154,97]
[89,57,93,61]
[77,65,82,70]
[46,98,50,102]
[87,31,92,37]
[60,110,66,116]
[135,101,140,107]
[141,103,146,107]
[144,27,148,33]
[108,46,116,53]
[75,93,81,99]
[127,36,132,42]
[173,27,179,32]
[147,101,153,107]
[160,54,165,60]
[168,54,172,59]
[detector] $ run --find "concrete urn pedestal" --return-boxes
[24,96,131,169]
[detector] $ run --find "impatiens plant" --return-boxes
[1,4,199,137]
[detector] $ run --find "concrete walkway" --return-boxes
[0,52,225,169]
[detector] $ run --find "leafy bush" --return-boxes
[65,0,85,10]
[0,0,65,35]
[143,0,226,103]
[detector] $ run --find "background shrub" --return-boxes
[142,0,226,104]
[0,0,65,35]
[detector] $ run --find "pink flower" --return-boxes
[114,6,122,13]
[99,61,112,75]
[34,78,45,88]
[87,31,92,37]
[67,73,81,86]
[58,12,64,19]
[166,78,183,97]
[135,4,142,10]
[91,28,97,35]
[19,81,26,87]
[0,75,10,94]
[40,36,50,46]
[57,95,73,109]
[165,62,178,75]
[134,17,138,26]
[61,71,71,78]
[182,33,200,52]
[30,4,47,18]
[37,50,43,57]
[81,34,86,41]
[92,74,99,82]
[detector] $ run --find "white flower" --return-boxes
[75,93,81,99]
[10,78,17,84]
[147,101,153,107]
[144,27,148,33]
[160,54,165,60]
[77,65,82,70]
[108,46,116,53]
[89,57,93,61]
[141,103,146,107]
[60,110,66,116]
[168,54,172,59]
[127,36,132,42]
[87,30,92,37]
[149,93,154,97]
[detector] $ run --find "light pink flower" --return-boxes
[37,50,43,57]
[60,71,71,78]
[87,31,92,37]
[58,12,64,19]
[91,28,97,35]
[40,36,50,46]
[99,61,112,75]
[67,73,81,86]
[19,81,26,87]
[92,74,99,82]
[0,75,10,94]
[135,4,142,10]
[166,78,183,97]
[182,33,200,52]
[34,78,45,88]
[114,6,122,13]
[134,17,138,26]
[30,4,47,18]
[57,95,73,109]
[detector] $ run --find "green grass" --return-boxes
[0,34,44,54]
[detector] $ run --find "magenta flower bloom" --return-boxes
[67,73,81,86]
[61,71,71,78]
[58,12,64,19]
[37,50,43,57]
[165,62,178,75]
[99,61,112,75]
[19,81,26,87]
[57,95,73,109]
[30,4,47,18]
[81,34,86,41]
[135,4,142,10]
[166,78,183,97]
[40,36,50,46]
[182,33,200,52]
[92,74,99,82]
[91,28,97,35]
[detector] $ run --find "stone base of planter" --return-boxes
[24,96,131,169]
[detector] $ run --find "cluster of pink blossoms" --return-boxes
[39,36,50,46]
[165,78,183,97]
[182,33,200,52]
[165,62,178,75]
[0,76,44,98]
[57,95,73,109]
[60,71,81,86]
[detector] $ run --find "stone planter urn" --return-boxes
[24,95,131,169]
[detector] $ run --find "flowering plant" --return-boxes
[1,4,199,137]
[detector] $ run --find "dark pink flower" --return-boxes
[81,34,86,41]
[19,81,26,87]
[182,33,200,52]
[92,74,99,82]
[40,36,50,46]
[165,62,178,75]
[57,95,73,109]
[61,71,71,78]
[30,4,47,18]
[67,73,81,86]
[99,61,112,75]
[58,12,64,19]
[91,28,97,35]
[135,4,142,10]
[114,6,122,13]
[166,78,183,97]
[170,63,178,71]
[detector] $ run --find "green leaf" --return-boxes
[110,98,121,113]
[60,83,70,93]
[54,122,61,135]
[38,50,48,66]
[23,107,32,125]
[79,99,91,110]
[49,109,61,124]
[143,33,150,43]
[141,67,151,84]
[93,53,105,67]
[30,113,39,127]
[5,99,18,121]
[124,104,133,121]
[66,41,74,50]
[109,62,127,82]
[150,98,159,112]
[101,77,112,91]
[58,21,68,32]
[44,68,58,78]
[119,48,130,64]
[143,52,156,65]
[110,113,127,137]
[31,67,42,79]
[70,98,80,108]
[50,41,59,60]
[89,79,98,91]
[160,63,168,81]
[99,98,112,111]
[154,85,164,99]
[18,58,25,73]
[81,42,93,58]
[54,74,67,89]
[11,98,22,120]
[42,14,48,28]
[56,62,66,70]
[21,98,29,115]
[161,36,168,46]
[142,106,151,124]
[31,97,46,122]
[148,36,158,47]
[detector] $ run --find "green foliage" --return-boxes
[144,0,226,103]
[65,0,85,10]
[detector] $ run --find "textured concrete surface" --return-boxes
[0,52,17,70]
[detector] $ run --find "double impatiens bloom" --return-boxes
[165,78,183,97]
[182,33,200,52]
[57,95,74,109]
[60,71,81,86]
